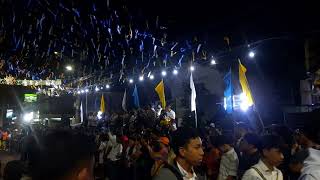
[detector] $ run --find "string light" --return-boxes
[249,51,255,58]
[161,70,167,77]
[81,90,85,94]
[173,69,178,75]
[210,59,217,65]
[77,90,81,94]
[139,75,144,81]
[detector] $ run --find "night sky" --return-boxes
[1,0,319,123]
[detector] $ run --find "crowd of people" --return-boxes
[1,107,320,180]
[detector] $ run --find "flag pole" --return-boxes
[195,106,198,128]
[238,59,265,131]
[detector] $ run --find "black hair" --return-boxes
[259,135,284,153]
[31,130,96,180]
[243,133,261,149]
[289,149,309,164]
[171,127,200,155]
[302,109,320,144]
[215,135,234,147]
[3,160,27,180]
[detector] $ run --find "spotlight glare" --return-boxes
[23,112,34,122]
[161,70,167,76]
[95,86,99,92]
[129,79,134,83]
[77,90,81,94]
[211,59,217,65]
[81,90,85,94]
[106,84,110,89]
[85,89,89,93]
[150,74,154,80]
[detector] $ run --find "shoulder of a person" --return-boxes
[153,167,178,180]
[299,173,318,180]
[243,168,259,178]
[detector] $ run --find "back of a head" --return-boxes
[32,129,96,180]
[259,135,284,153]
[3,160,26,180]
[302,109,320,144]
[171,127,199,155]
[243,133,261,149]
[215,135,234,147]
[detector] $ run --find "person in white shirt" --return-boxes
[242,135,284,180]
[105,131,123,180]
[166,105,176,120]
[296,109,320,180]
[216,135,239,180]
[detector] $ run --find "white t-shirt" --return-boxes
[166,110,176,120]
[218,147,239,180]
[98,141,108,164]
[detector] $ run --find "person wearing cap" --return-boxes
[151,136,171,177]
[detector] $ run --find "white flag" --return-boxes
[190,73,197,112]
[80,101,84,123]
[122,89,127,111]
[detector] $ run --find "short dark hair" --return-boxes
[243,133,261,149]
[171,127,200,155]
[31,130,96,180]
[259,135,284,153]
[215,135,234,147]
[302,109,320,144]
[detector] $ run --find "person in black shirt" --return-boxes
[238,133,261,178]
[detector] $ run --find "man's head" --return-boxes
[259,135,284,167]
[297,109,320,147]
[234,122,250,140]
[215,135,234,153]
[289,149,309,174]
[171,127,204,166]
[239,133,261,153]
[152,137,170,159]
[166,105,172,111]
[32,130,96,180]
